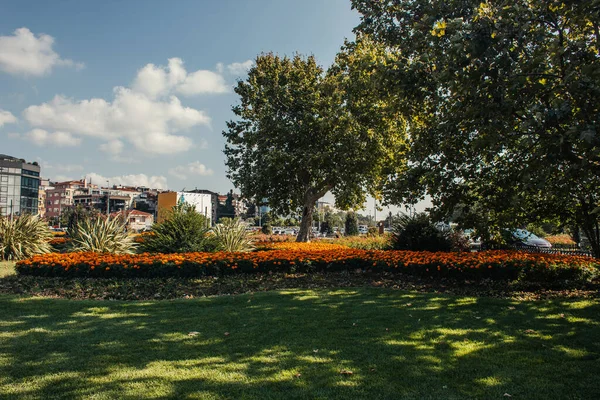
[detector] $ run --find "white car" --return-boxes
[512,229,552,249]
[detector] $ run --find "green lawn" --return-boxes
[0,261,15,278]
[1,289,599,399]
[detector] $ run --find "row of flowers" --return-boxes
[15,248,599,283]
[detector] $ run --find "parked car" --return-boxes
[511,229,552,248]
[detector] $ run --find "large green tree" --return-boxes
[223,53,406,242]
[352,0,600,256]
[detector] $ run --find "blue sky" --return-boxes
[0,0,424,216]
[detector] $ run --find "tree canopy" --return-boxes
[352,0,600,255]
[223,53,406,241]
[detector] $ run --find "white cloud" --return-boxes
[22,57,249,154]
[99,139,124,155]
[23,128,81,147]
[0,109,17,127]
[132,57,228,98]
[52,164,84,172]
[23,88,209,154]
[87,172,168,190]
[227,60,254,75]
[169,161,214,180]
[0,27,83,76]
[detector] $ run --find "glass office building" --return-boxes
[0,154,41,216]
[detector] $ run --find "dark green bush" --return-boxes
[140,204,216,253]
[391,213,451,252]
[261,224,272,235]
[345,212,359,236]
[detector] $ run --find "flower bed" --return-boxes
[15,249,599,283]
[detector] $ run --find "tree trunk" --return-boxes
[296,202,314,242]
[295,184,333,243]
[577,197,600,258]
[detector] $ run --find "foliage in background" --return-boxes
[546,234,577,247]
[525,223,547,238]
[61,205,101,235]
[251,234,295,243]
[332,235,391,250]
[140,204,215,253]
[223,53,406,241]
[212,218,255,252]
[351,0,600,258]
[0,215,52,261]
[391,213,451,252]
[449,230,471,252]
[216,191,236,222]
[68,216,136,254]
[261,224,272,235]
[345,212,359,236]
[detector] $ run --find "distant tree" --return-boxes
[320,211,335,234]
[61,205,100,235]
[223,53,406,242]
[261,224,272,235]
[345,212,359,236]
[217,191,236,222]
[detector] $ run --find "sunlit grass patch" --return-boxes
[0,289,598,399]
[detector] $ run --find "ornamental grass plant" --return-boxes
[68,216,136,254]
[212,218,255,252]
[0,214,52,261]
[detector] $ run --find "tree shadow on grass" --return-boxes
[0,289,599,399]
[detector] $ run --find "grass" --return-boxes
[0,289,599,399]
[0,261,15,278]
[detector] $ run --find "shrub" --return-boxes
[391,213,451,252]
[69,216,136,254]
[251,234,295,243]
[449,231,471,252]
[140,204,215,253]
[345,213,359,236]
[261,224,272,235]
[0,214,52,261]
[16,249,598,285]
[545,234,576,246]
[333,235,391,250]
[212,218,255,252]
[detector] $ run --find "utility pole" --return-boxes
[258,202,262,227]
[374,198,377,225]
[106,180,110,216]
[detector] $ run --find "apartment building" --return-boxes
[45,179,96,219]
[157,190,218,224]
[0,154,41,217]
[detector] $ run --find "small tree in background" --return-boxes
[345,212,359,236]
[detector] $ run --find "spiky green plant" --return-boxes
[212,218,255,252]
[69,216,136,254]
[141,203,215,253]
[0,214,53,261]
